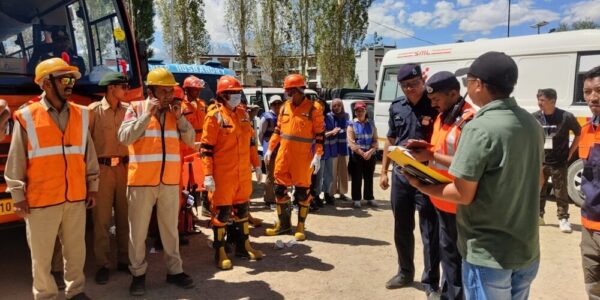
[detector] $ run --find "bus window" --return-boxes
[575,53,600,104]
[379,66,404,102]
[68,2,91,75]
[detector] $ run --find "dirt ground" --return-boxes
[0,163,587,299]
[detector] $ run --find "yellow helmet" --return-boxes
[146,68,178,86]
[34,58,81,85]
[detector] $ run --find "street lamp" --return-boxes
[530,21,549,34]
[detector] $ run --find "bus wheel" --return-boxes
[567,159,584,207]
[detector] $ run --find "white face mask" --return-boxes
[228,93,242,108]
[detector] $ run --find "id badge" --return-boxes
[544,137,553,150]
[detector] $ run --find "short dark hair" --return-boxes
[483,82,513,99]
[537,88,557,101]
[584,66,600,81]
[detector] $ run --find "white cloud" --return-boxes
[458,0,559,34]
[408,1,459,29]
[204,0,233,52]
[561,0,600,24]
[457,0,471,7]
[367,0,416,40]
[409,11,433,27]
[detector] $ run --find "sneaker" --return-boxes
[67,293,91,300]
[129,274,146,296]
[95,267,109,285]
[324,193,335,205]
[51,271,66,290]
[353,201,361,208]
[559,218,573,233]
[385,274,413,289]
[538,216,545,226]
[367,200,378,207]
[166,272,195,289]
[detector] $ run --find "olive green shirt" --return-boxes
[449,97,544,269]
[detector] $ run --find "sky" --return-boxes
[151,0,600,62]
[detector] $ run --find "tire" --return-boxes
[567,159,584,207]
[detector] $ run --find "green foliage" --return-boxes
[126,0,156,57]
[225,0,257,84]
[555,20,598,32]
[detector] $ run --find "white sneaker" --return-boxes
[353,201,361,208]
[559,218,572,233]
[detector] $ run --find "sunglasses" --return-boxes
[57,77,77,85]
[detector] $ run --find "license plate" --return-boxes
[0,199,14,216]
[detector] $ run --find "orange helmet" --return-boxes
[173,86,185,100]
[216,75,242,96]
[183,75,205,89]
[283,74,306,89]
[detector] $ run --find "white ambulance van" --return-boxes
[374,29,600,206]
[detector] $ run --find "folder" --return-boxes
[387,147,452,185]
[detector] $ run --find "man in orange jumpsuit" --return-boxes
[200,75,263,270]
[264,74,325,241]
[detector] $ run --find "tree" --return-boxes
[125,0,156,57]
[314,0,373,88]
[157,0,211,63]
[225,0,257,84]
[555,19,598,32]
[254,0,293,85]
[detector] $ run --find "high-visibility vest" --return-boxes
[352,119,374,151]
[127,100,181,186]
[14,101,88,208]
[429,104,475,214]
[578,122,600,231]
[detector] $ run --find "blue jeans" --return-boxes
[321,158,334,195]
[462,259,539,300]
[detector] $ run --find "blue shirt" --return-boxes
[327,112,350,156]
[387,93,437,146]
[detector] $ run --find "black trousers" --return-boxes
[436,209,463,300]
[348,152,376,201]
[391,167,440,291]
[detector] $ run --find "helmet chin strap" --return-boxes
[48,75,67,103]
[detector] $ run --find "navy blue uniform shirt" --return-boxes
[387,92,438,146]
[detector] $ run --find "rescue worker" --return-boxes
[118,68,195,296]
[6,57,99,300]
[200,75,263,270]
[259,95,284,208]
[409,71,475,300]
[379,64,440,293]
[89,72,130,284]
[578,65,600,298]
[264,74,325,241]
[181,75,207,152]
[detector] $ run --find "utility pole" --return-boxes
[507,0,511,37]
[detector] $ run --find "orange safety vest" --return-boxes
[14,101,88,208]
[429,104,475,214]
[127,100,181,186]
[269,98,324,155]
[579,122,600,160]
[180,98,206,157]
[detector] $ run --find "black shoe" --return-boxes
[315,197,324,208]
[385,274,414,289]
[129,274,146,296]
[95,267,109,285]
[67,292,91,300]
[153,238,164,251]
[166,272,195,289]
[117,263,130,273]
[179,235,190,246]
[51,271,66,290]
[309,201,319,212]
[324,194,334,205]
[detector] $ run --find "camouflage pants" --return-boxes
[540,164,570,220]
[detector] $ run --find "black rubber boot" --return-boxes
[265,200,292,236]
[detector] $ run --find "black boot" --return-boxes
[265,200,292,236]
[235,219,264,260]
[324,193,334,205]
[213,225,232,270]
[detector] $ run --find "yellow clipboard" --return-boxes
[387,148,452,185]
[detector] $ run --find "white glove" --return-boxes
[310,154,321,174]
[204,175,215,193]
[264,149,273,165]
[254,167,263,183]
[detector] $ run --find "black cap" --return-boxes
[455,51,518,88]
[98,72,129,86]
[425,71,460,94]
[397,63,422,82]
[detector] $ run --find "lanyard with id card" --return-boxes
[541,114,557,150]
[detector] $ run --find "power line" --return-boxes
[369,20,436,45]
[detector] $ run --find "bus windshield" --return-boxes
[0,0,138,96]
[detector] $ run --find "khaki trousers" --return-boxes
[329,155,349,195]
[128,184,183,276]
[93,164,128,267]
[25,201,86,300]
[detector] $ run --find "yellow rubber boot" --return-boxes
[295,202,309,241]
[213,226,232,270]
[265,201,292,236]
[235,220,264,260]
